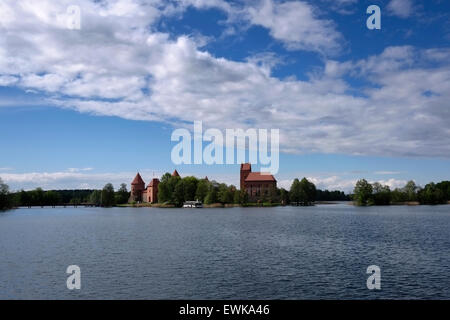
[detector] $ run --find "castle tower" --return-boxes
[148,178,160,203]
[240,163,251,191]
[172,169,180,177]
[130,172,145,202]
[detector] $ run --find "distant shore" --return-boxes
[8,200,450,210]
[115,200,450,208]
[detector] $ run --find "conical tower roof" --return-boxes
[131,173,145,185]
[172,170,180,177]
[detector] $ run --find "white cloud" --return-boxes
[374,171,402,175]
[0,169,240,191]
[0,0,449,160]
[179,0,343,54]
[278,175,409,193]
[387,0,414,18]
[0,169,158,191]
[373,178,408,190]
[278,175,357,192]
[320,0,358,15]
[307,176,357,192]
[0,75,18,86]
[67,167,94,173]
[0,170,412,194]
[246,0,342,54]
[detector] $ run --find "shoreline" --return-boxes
[7,200,450,210]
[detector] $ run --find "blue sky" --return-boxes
[0,0,449,192]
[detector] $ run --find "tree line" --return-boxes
[4,175,448,210]
[1,175,349,210]
[156,174,349,207]
[353,179,450,206]
[156,174,247,206]
[1,181,130,208]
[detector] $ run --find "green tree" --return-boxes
[267,186,278,203]
[0,178,11,210]
[372,182,391,205]
[239,189,248,205]
[391,188,407,203]
[218,184,233,204]
[195,179,210,202]
[353,179,373,206]
[173,180,185,207]
[418,183,446,205]
[435,181,450,201]
[19,189,32,207]
[182,176,198,201]
[101,183,115,207]
[168,175,181,193]
[204,187,218,205]
[45,190,61,207]
[290,178,316,206]
[115,183,129,204]
[90,190,102,206]
[299,178,316,205]
[279,188,289,205]
[32,188,45,207]
[233,190,241,204]
[158,173,180,204]
[402,180,418,201]
[160,172,172,184]
[289,178,301,205]
[157,181,172,203]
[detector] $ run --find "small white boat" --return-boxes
[183,200,203,208]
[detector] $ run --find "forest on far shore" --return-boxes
[0,176,349,209]
[1,176,449,210]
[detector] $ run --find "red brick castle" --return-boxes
[130,165,276,203]
[240,163,277,198]
[129,170,177,203]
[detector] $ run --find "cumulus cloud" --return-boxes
[307,176,357,192]
[67,167,94,173]
[245,0,342,53]
[277,176,355,192]
[278,175,408,193]
[278,175,356,192]
[319,0,358,15]
[0,0,449,161]
[0,170,346,192]
[374,178,408,190]
[374,171,402,175]
[0,165,411,193]
[0,169,244,191]
[181,0,343,52]
[387,0,415,18]
[0,170,160,191]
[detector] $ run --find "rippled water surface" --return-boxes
[1,205,449,299]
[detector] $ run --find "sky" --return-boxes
[0,0,449,192]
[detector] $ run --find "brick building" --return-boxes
[130,173,163,203]
[240,163,277,198]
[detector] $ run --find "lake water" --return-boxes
[0,204,449,299]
